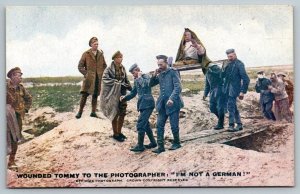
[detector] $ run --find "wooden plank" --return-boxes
[181,123,287,144]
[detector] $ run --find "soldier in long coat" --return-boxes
[151,55,184,154]
[222,49,250,132]
[203,63,225,129]
[76,37,107,118]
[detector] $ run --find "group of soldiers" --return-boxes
[6,28,294,168]
[75,36,183,154]
[255,71,293,123]
[74,28,253,155]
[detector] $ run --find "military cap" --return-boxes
[156,55,168,61]
[257,70,264,75]
[129,63,139,73]
[89,37,98,47]
[277,72,287,77]
[112,51,123,60]
[7,67,22,78]
[225,48,235,55]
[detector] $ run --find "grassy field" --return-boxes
[22,65,293,112]
[23,76,82,84]
[28,85,81,112]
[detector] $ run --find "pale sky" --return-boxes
[6,5,293,77]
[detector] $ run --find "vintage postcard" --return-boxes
[6,5,294,187]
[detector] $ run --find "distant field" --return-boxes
[28,85,81,112]
[21,64,293,112]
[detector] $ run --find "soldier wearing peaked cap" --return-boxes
[120,63,158,152]
[151,55,184,154]
[222,49,250,132]
[6,67,32,169]
[76,37,107,119]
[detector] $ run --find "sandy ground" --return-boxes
[6,91,294,187]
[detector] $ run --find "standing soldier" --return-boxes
[222,49,250,132]
[152,55,184,154]
[101,51,132,142]
[120,64,157,152]
[76,37,107,119]
[277,72,294,108]
[203,63,225,130]
[268,73,293,123]
[255,71,276,121]
[6,67,32,168]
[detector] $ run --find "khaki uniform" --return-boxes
[6,80,32,168]
[78,49,107,96]
[7,80,32,130]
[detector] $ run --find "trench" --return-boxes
[223,125,289,153]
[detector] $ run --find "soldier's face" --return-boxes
[184,32,192,42]
[11,73,22,84]
[157,59,167,71]
[257,74,264,79]
[277,75,284,80]
[114,56,123,64]
[227,53,237,61]
[131,68,140,79]
[91,41,98,50]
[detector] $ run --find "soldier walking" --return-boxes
[222,49,250,132]
[120,64,157,152]
[152,55,184,154]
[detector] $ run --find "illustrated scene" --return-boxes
[6,6,294,187]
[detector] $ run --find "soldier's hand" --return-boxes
[238,92,244,100]
[167,99,174,106]
[154,69,160,75]
[120,96,125,102]
[202,96,207,101]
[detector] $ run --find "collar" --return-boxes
[7,80,21,89]
[161,67,171,74]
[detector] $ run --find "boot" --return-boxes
[144,129,157,149]
[76,94,88,119]
[90,96,98,118]
[214,113,224,130]
[234,123,243,131]
[152,131,165,154]
[228,124,235,132]
[117,115,126,139]
[130,132,145,152]
[169,132,182,150]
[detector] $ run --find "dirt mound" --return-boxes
[7,92,294,187]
